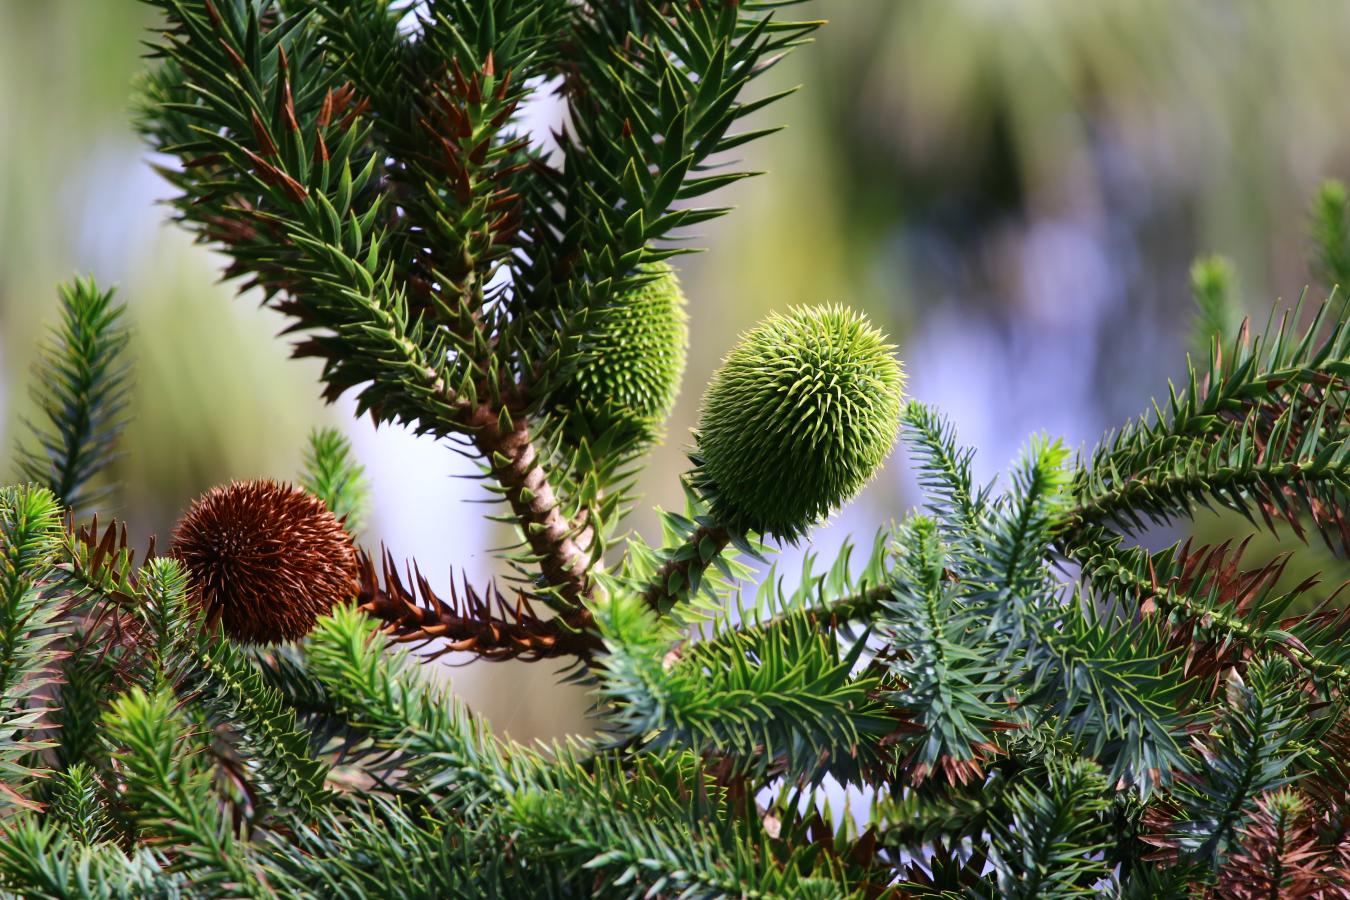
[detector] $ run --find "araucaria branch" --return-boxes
[0,3,1349,897]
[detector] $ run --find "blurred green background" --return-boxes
[5,0,1350,741]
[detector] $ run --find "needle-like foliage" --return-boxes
[1190,254,1241,357]
[301,427,370,533]
[0,485,63,810]
[15,278,129,514]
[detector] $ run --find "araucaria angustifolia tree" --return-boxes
[2,2,1350,897]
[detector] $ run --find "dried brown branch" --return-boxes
[55,516,159,676]
[355,547,601,662]
[1154,538,1311,699]
[1091,535,1350,694]
[1215,791,1329,899]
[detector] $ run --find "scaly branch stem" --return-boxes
[735,584,893,645]
[468,404,596,609]
[355,549,602,661]
[641,524,893,623]
[641,524,730,613]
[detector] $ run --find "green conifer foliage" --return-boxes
[1189,254,1240,355]
[692,305,905,540]
[16,278,129,514]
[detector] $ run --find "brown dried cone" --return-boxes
[171,479,359,644]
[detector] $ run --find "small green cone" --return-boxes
[555,262,689,445]
[691,304,905,540]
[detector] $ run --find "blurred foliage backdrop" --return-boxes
[5,0,1350,740]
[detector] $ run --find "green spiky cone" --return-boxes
[691,305,905,541]
[554,263,689,444]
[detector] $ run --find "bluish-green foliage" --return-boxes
[0,485,63,807]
